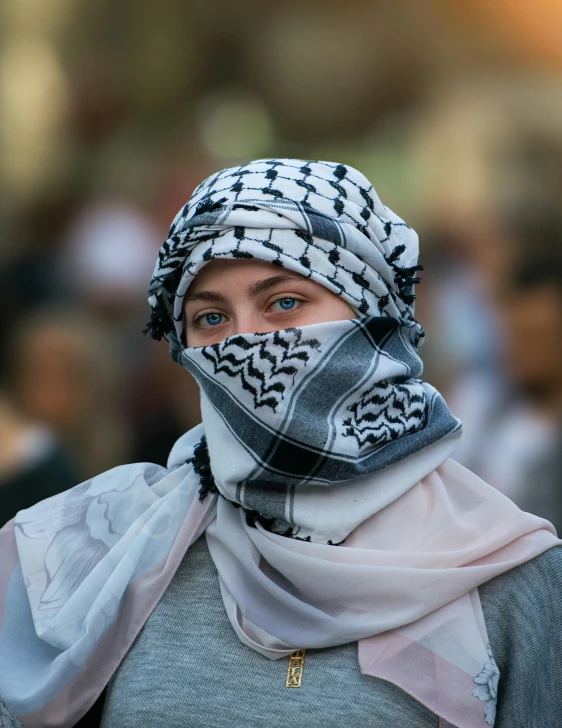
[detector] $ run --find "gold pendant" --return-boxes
[285,649,306,688]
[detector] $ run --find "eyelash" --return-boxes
[190,296,306,329]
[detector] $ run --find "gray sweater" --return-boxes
[101,538,562,728]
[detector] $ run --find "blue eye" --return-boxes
[278,298,296,310]
[204,313,223,326]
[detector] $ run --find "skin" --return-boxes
[184,259,356,347]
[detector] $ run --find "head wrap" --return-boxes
[146,158,424,349]
[0,160,558,728]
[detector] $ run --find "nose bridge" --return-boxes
[233,305,263,336]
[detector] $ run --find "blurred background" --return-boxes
[1,0,561,529]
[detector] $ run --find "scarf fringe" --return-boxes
[384,244,424,307]
[188,436,343,544]
[186,435,218,501]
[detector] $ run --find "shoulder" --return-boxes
[479,546,562,664]
[480,546,562,615]
[480,546,562,644]
[480,547,562,727]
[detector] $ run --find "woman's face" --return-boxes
[183,259,355,347]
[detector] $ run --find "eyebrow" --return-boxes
[184,290,227,304]
[248,274,306,297]
[184,273,307,305]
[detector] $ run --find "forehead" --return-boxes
[187,258,306,292]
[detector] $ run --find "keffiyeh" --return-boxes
[146,159,424,348]
[182,317,457,543]
[0,160,558,728]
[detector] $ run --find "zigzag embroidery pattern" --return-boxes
[342,380,427,448]
[200,329,322,411]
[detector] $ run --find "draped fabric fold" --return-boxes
[0,441,556,728]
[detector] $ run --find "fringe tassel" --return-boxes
[186,436,218,501]
[142,296,173,341]
[188,437,343,544]
[385,244,424,307]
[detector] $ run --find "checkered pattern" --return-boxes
[146,159,424,350]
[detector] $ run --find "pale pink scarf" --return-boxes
[206,456,557,728]
[0,437,557,728]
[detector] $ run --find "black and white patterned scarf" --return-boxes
[146,158,461,542]
[147,158,423,348]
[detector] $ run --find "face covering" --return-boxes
[180,315,460,543]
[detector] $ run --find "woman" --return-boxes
[1,159,560,728]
